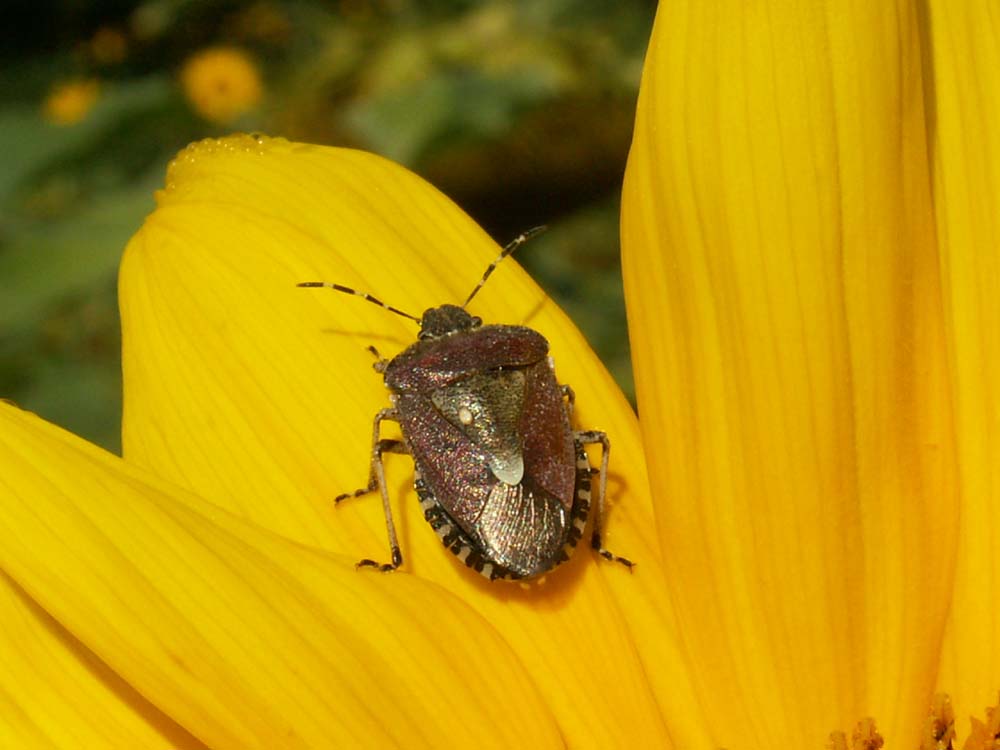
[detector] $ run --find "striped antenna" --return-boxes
[462,226,547,308]
[296,282,421,324]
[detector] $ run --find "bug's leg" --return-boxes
[560,383,575,421]
[334,407,408,502]
[574,430,635,571]
[336,408,408,572]
[366,345,389,374]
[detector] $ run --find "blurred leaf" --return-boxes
[14,355,122,454]
[344,68,557,164]
[0,77,172,205]
[0,172,159,333]
[519,200,634,404]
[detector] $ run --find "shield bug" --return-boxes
[299,227,633,580]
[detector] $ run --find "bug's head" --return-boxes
[418,304,481,340]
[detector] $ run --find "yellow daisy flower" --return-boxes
[3,2,999,748]
[180,47,263,125]
[42,79,100,125]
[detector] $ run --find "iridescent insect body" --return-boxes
[298,228,632,580]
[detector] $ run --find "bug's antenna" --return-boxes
[297,281,422,324]
[462,226,547,308]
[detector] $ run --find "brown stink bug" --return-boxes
[299,228,633,580]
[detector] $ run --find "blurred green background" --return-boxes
[1,0,654,453]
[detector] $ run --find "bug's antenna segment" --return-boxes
[462,225,547,308]
[297,282,422,324]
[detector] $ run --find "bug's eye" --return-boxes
[471,316,482,327]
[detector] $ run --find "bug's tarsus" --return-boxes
[462,225,547,308]
[334,485,372,504]
[333,434,409,503]
[297,281,421,324]
[334,439,404,502]
[356,557,401,573]
[355,542,403,572]
[334,463,381,503]
[592,532,636,572]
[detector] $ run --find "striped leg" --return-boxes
[574,430,634,571]
[336,408,408,572]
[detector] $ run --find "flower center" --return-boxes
[826,693,1000,749]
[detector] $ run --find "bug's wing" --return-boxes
[475,481,569,576]
[399,369,531,534]
[476,359,578,576]
[396,391,495,530]
[520,359,576,512]
[399,362,578,578]
[429,370,526,484]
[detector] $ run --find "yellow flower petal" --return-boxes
[0,402,567,748]
[0,572,201,749]
[622,3,957,746]
[926,0,1000,715]
[119,135,700,746]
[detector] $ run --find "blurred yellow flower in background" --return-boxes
[180,47,263,124]
[89,27,127,65]
[42,79,100,125]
